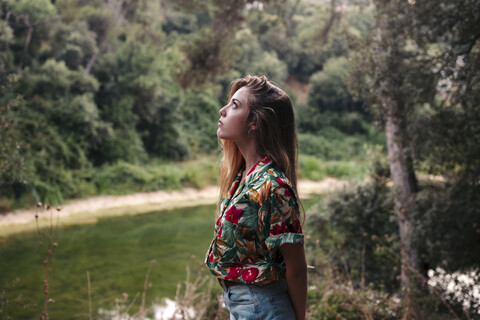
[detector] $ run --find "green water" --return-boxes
[0,204,217,319]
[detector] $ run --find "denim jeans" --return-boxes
[222,279,296,320]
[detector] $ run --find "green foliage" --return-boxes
[298,155,367,181]
[50,21,98,70]
[297,110,385,166]
[0,16,14,76]
[308,57,363,113]
[414,180,480,271]
[0,0,388,207]
[93,157,218,195]
[178,88,221,156]
[0,75,24,186]
[234,28,288,83]
[308,282,402,320]
[305,149,400,292]
[94,161,183,194]
[297,106,375,136]
[8,0,57,20]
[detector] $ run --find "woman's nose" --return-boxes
[219,105,226,116]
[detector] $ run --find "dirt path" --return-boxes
[0,178,347,234]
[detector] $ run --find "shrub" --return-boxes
[298,155,368,181]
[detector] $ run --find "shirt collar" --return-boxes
[228,157,273,196]
[246,156,272,177]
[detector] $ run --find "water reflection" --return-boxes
[98,298,195,320]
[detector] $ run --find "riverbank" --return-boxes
[0,178,347,236]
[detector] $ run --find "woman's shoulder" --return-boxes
[257,166,295,194]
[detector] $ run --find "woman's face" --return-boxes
[217,87,251,142]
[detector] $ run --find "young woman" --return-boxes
[205,75,307,320]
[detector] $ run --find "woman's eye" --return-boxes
[232,102,238,109]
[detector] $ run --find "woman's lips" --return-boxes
[218,120,223,127]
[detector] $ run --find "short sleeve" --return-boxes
[265,182,304,252]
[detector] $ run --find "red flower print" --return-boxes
[225,263,243,279]
[270,222,288,235]
[225,205,243,225]
[276,177,293,197]
[208,251,214,262]
[263,157,272,164]
[241,267,259,282]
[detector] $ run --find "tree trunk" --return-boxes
[18,14,33,73]
[84,38,107,76]
[384,96,420,319]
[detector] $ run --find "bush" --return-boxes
[308,57,365,114]
[306,265,403,320]
[94,161,184,195]
[306,168,399,292]
[297,112,384,162]
[299,155,368,181]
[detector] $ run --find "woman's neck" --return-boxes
[237,140,262,176]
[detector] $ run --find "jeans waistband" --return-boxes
[217,278,286,291]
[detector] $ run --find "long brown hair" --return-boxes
[218,75,300,206]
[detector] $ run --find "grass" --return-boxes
[299,155,369,182]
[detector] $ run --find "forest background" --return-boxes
[0,0,479,319]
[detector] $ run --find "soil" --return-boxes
[0,178,347,230]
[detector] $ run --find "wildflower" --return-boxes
[46,203,51,210]
[151,259,157,264]
[371,235,377,241]
[122,292,129,300]
[37,202,42,207]
[56,206,62,211]
[53,243,58,248]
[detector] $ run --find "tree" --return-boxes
[4,0,58,72]
[308,56,363,113]
[350,0,480,317]
[177,0,277,87]
[233,28,288,83]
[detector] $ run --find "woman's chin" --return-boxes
[217,129,227,139]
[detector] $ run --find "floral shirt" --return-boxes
[205,157,304,285]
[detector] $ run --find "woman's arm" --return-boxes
[280,243,307,320]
